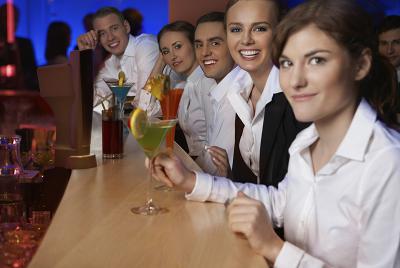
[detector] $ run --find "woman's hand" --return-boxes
[148,150,196,193]
[227,192,284,263]
[206,146,231,178]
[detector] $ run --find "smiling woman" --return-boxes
[219,0,307,188]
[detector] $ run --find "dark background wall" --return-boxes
[0,0,399,65]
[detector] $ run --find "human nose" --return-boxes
[201,44,211,57]
[387,43,394,54]
[171,49,177,60]
[106,31,115,41]
[240,29,254,45]
[289,64,307,90]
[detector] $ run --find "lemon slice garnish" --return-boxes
[118,71,125,86]
[143,74,170,100]
[128,109,147,139]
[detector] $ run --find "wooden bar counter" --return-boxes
[28,137,267,268]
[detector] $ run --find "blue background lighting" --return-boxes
[0,0,399,65]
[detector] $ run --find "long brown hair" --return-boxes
[272,0,399,128]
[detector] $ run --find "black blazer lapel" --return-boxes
[258,92,287,181]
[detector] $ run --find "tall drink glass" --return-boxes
[160,88,183,148]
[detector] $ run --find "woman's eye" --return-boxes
[161,50,169,55]
[229,27,241,33]
[279,60,292,68]
[174,44,182,49]
[254,26,267,32]
[310,57,325,65]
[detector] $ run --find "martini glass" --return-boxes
[103,78,134,115]
[128,113,178,215]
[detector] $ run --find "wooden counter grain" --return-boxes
[28,137,267,268]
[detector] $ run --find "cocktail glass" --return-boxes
[103,78,134,115]
[127,113,178,215]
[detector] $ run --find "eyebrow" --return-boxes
[304,49,331,58]
[171,41,181,47]
[208,37,224,42]
[280,49,332,60]
[227,21,272,28]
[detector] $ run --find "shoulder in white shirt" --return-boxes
[178,66,214,156]
[196,67,241,174]
[94,34,159,114]
[187,99,400,268]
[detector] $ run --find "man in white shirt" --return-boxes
[192,12,236,175]
[77,6,159,114]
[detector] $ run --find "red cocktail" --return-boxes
[160,88,183,148]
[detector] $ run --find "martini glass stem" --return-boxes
[146,159,155,211]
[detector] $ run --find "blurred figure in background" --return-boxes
[83,12,94,32]
[378,15,400,84]
[0,3,38,90]
[122,8,143,37]
[45,21,71,65]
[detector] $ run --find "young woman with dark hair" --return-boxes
[150,0,400,266]
[147,21,214,156]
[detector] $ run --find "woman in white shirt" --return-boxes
[146,21,213,156]
[150,0,400,267]
[207,0,307,188]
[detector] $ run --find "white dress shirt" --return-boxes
[186,99,400,268]
[227,66,282,179]
[178,66,214,156]
[196,67,239,174]
[93,34,159,114]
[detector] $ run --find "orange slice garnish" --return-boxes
[128,109,147,139]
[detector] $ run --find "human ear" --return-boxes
[354,48,372,81]
[124,20,131,35]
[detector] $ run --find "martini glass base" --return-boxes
[154,184,174,192]
[130,201,169,216]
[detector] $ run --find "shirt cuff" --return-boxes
[274,242,304,268]
[185,171,213,202]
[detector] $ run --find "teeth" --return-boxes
[204,60,216,65]
[240,50,259,57]
[109,42,119,48]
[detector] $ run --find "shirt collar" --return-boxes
[124,35,136,57]
[187,66,203,83]
[335,98,377,161]
[210,66,242,102]
[255,66,282,115]
[109,34,135,64]
[289,99,377,162]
